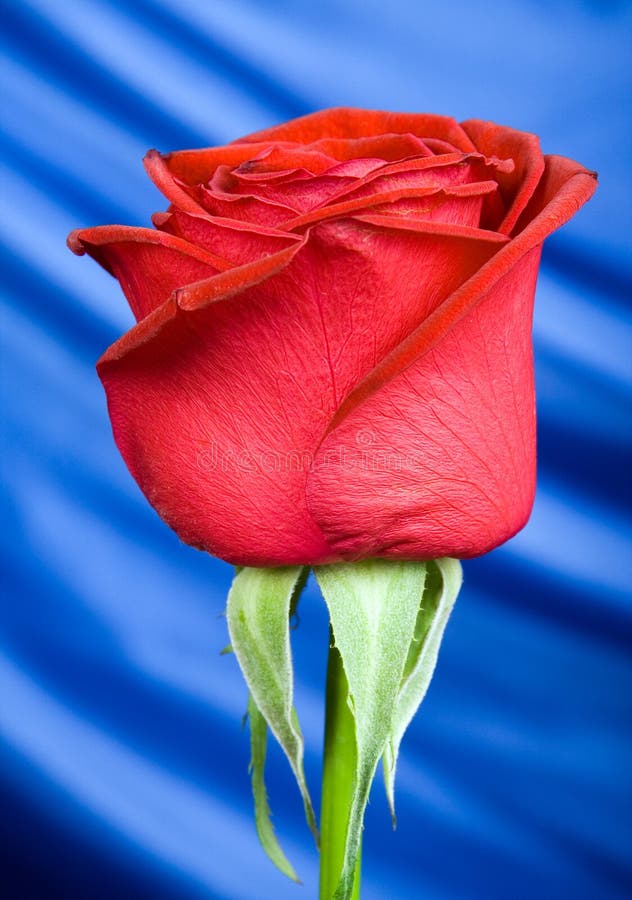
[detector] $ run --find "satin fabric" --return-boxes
[2,1,631,898]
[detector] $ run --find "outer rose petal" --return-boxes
[307,133,435,162]
[97,219,506,566]
[158,142,341,184]
[515,153,598,233]
[145,143,298,201]
[239,107,477,153]
[67,226,226,321]
[306,248,541,559]
[306,157,597,560]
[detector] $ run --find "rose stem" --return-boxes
[319,632,362,899]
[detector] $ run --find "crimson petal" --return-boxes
[239,107,477,152]
[306,158,597,560]
[97,217,508,566]
[461,119,545,235]
[67,225,227,321]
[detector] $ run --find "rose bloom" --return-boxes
[69,108,595,567]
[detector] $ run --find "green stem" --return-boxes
[319,634,362,900]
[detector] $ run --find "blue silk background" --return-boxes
[2,1,631,898]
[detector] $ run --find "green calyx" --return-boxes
[225,557,462,898]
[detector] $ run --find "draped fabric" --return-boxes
[2,2,631,898]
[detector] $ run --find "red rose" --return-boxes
[69,108,595,567]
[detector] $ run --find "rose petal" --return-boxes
[283,182,498,232]
[307,133,435,162]
[239,107,477,153]
[196,186,299,226]
[223,154,408,215]
[328,153,512,207]
[461,119,545,234]
[97,218,506,566]
[368,190,489,227]
[67,226,227,321]
[514,153,598,232]
[318,157,596,438]
[229,165,316,184]
[307,247,541,560]
[225,172,360,213]
[147,141,298,186]
[223,144,344,175]
[306,158,597,559]
[224,155,500,218]
[350,216,509,242]
[209,151,446,218]
[423,138,463,154]
[154,208,303,265]
[99,238,306,364]
[316,157,387,178]
[144,150,210,214]
[144,144,336,217]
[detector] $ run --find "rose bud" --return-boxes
[68,108,596,567]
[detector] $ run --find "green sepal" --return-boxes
[383,557,462,824]
[247,694,301,883]
[226,566,318,858]
[314,559,428,899]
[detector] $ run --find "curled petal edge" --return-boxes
[96,236,308,368]
[67,224,233,272]
[236,107,477,153]
[461,119,545,235]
